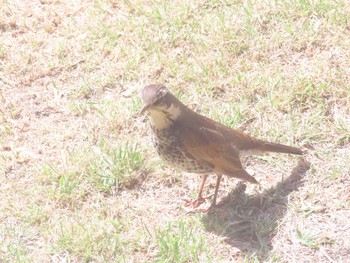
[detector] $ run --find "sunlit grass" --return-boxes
[0,0,349,262]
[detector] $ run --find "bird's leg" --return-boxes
[211,174,222,207]
[184,174,213,208]
[193,174,223,213]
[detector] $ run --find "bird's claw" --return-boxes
[183,198,205,208]
[186,199,226,214]
[183,194,214,208]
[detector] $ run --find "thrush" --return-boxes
[140,84,304,212]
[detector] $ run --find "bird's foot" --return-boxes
[183,194,213,208]
[187,198,227,213]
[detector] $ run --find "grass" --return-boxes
[1,0,350,262]
[296,228,320,249]
[86,142,145,191]
[155,219,210,262]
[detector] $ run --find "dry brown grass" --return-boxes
[1,0,349,262]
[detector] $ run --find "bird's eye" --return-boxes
[158,88,167,97]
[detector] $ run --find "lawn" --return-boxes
[0,0,349,262]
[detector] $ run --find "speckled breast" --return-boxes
[151,128,212,174]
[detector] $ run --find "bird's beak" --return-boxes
[140,104,149,115]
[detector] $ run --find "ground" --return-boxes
[0,0,349,262]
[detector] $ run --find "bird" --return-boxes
[140,84,304,212]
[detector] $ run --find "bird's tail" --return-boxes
[262,141,304,155]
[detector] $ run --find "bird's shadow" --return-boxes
[202,158,310,260]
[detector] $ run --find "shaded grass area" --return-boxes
[203,159,310,260]
[1,0,350,262]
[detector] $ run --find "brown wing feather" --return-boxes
[193,112,303,155]
[179,116,258,183]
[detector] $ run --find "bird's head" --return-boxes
[140,84,182,129]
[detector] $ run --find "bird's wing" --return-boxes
[179,115,259,183]
[180,118,243,173]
